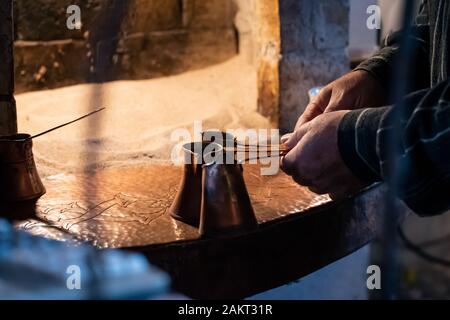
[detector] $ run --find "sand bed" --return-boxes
[16,56,272,177]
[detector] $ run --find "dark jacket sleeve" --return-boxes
[338,79,450,216]
[354,0,431,96]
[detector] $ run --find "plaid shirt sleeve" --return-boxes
[338,80,450,216]
[354,0,431,97]
[337,0,450,216]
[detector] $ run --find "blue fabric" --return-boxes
[0,219,170,299]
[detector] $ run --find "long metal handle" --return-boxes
[28,107,106,140]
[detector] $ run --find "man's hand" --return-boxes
[281,111,368,199]
[295,70,386,130]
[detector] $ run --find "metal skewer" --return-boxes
[239,149,290,163]
[229,142,289,152]
[27,107,106,140]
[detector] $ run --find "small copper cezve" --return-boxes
[0,134,46,202]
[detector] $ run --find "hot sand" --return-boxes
[16,56,273,177]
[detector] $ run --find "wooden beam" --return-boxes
[256,0,281,125]
[0,0,17,135]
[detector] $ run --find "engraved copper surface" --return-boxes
[10,164,330,248]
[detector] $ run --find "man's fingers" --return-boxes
[283,123,310,150]
[323,100,339,113]
[280,139,307,178]
[280,145,298,177]
[280,133,292,144]
[308,186,327,194]
[295,102,321,129]
[323,95,345,113]
[295,88,332,130]
[280,121,313,180]
[292,173,312,186]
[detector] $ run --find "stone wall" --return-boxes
[233,0,281,125]
[279,0,350,132]
[12,0,351,132]
[13,0,238,93]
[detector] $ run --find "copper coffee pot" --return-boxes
[170,133,258,236]
[169,131,233,226]
[0,134,45,202]
[169,141,223,226]
[0,108,105,203]
[199,152,257,237]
